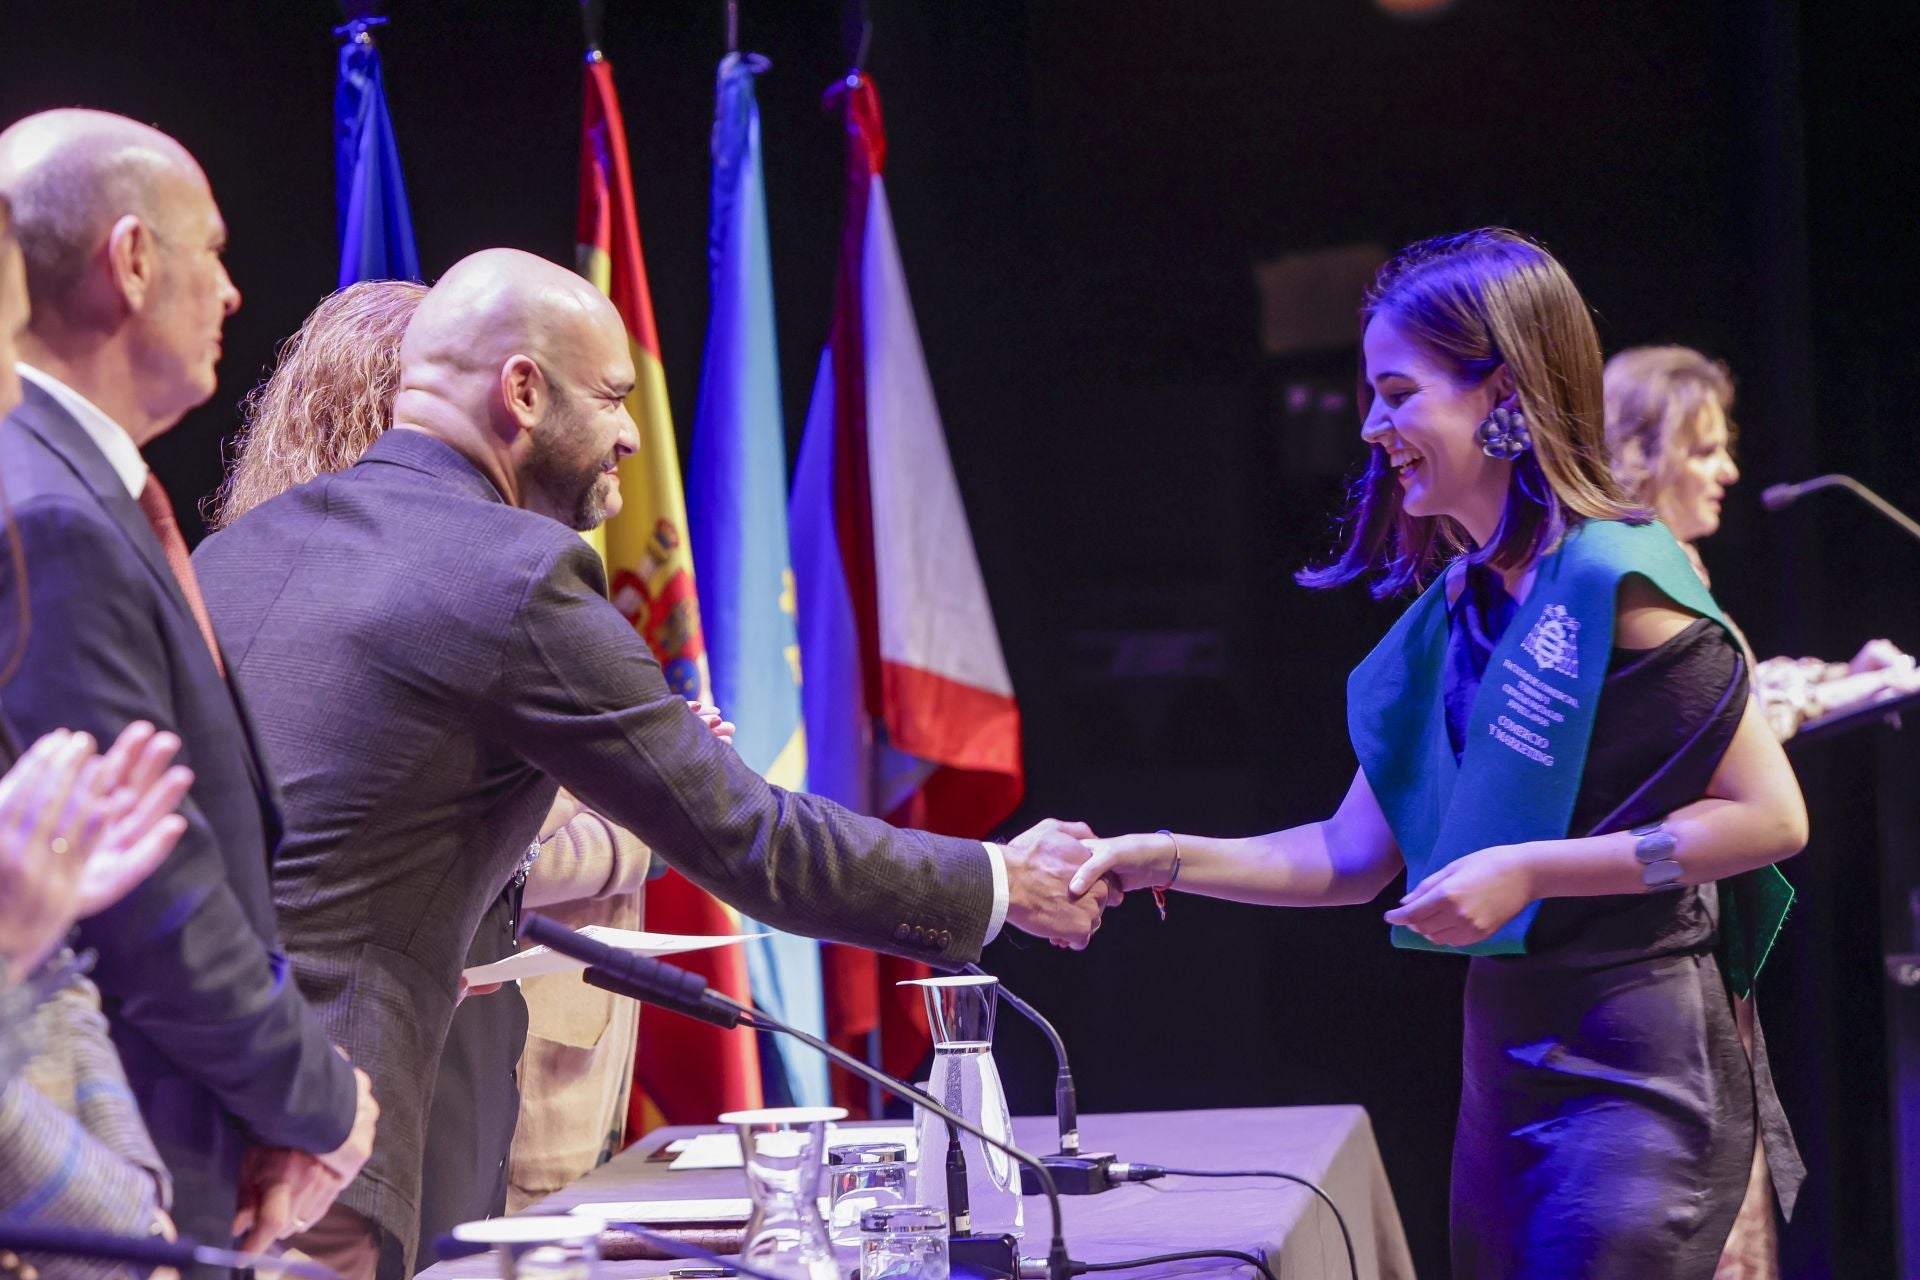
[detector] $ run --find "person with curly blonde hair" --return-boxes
[207,279,428,531]
[1603,346,1918,739]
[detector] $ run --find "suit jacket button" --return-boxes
[912,926,926,945]
[895,923,912,942]
[940,929,952,948]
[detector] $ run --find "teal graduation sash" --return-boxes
[1347,519,1793,994]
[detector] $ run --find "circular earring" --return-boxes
[1477,403,1532,460]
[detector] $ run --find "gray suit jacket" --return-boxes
[192,429,993,1274]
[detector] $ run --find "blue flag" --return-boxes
[335,18,420,287]
[687,53,828,1108]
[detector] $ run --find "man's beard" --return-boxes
[526,413,616,532]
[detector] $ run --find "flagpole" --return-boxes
[580,0,605,57]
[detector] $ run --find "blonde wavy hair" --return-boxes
[1602,346,1736,526]
[207,279,428,530]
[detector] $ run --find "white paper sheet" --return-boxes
[664,1124,918,1170]
[460,926,764,986]
[569,1197,753,1225]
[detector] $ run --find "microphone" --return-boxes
[519,914,742,1029]
[962,963,1123,1197]
[517,915,1073,1280]
[1761,473,1920,543]
[0,1224,340,1280]
[962,963,1078,1157]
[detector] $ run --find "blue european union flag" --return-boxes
[335,18,420,288]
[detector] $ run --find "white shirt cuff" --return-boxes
[981,842,1010,944]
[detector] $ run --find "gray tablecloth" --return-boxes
[413,1107,1415,1279]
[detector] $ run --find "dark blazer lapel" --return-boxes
[9,386,205,646]
[7,387,276,843]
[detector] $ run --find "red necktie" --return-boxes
[136,474,226,679]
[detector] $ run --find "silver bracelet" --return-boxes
[1630,820,1684,892]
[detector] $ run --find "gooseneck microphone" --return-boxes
[1760,473,1920,544]
[962,962,1078,1157]
[518,915,1072,1280]
[957,963,1120,1198]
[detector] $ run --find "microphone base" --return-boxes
[950,1232,1020,1279]
[1018,1151,1118,1196]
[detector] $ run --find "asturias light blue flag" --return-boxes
[687,52,828,1108]
[335,17,420,288]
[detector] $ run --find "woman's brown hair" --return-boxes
[1603,345,1736,530]
[206,279,428,530]
[1300,228,1643,598]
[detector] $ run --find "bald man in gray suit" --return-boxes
[194,248,1114,1278]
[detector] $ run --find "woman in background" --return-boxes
[1603,345,1918,740]
[1076,230,1804,1277]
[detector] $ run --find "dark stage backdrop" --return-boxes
[4,2,1915,1274]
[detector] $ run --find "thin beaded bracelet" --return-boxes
[1152,827,1184,921]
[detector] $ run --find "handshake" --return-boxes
[997,818,1132,949]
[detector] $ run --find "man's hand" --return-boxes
[318,1059,379,1186]
[230,1146,346,1253]
[231,1059,378,1251]
[1000,818,1122,949]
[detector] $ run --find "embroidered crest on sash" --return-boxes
[1520,603,1580,678]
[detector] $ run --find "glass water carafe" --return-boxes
[901,975,1023,1239]
[719,1106,847,1280]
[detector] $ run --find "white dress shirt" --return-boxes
[16,363,149,499]
[982,842,1009,942]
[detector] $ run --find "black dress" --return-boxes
[1442,566,1805,1279]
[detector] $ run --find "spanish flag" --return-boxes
[575,49,764,1128]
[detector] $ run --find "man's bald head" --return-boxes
[0,109,202,316]
[401,248,624,378]
[394,249,639,531]
[0,108,240,439]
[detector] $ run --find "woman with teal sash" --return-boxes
[1073,229,1807,1278]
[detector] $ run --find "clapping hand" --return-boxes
[0,722,192,983]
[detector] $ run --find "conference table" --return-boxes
[415,1107,1416,1280]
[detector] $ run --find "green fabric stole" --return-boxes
[1346,518,1792,996]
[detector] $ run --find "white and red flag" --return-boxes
[789,70,1024,1111]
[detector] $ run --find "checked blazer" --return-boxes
[192,429,996,1276]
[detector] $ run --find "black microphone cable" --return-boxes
[1115,1164,1357,1280]
[1069,1248,1276,1280]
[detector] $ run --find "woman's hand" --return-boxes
[1070,831,1180,896]
[1849,638,1916,676]
[78,721,192,917]
[1383,844,1536,947]
[0,723,191,983]
[689,700,737,745]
